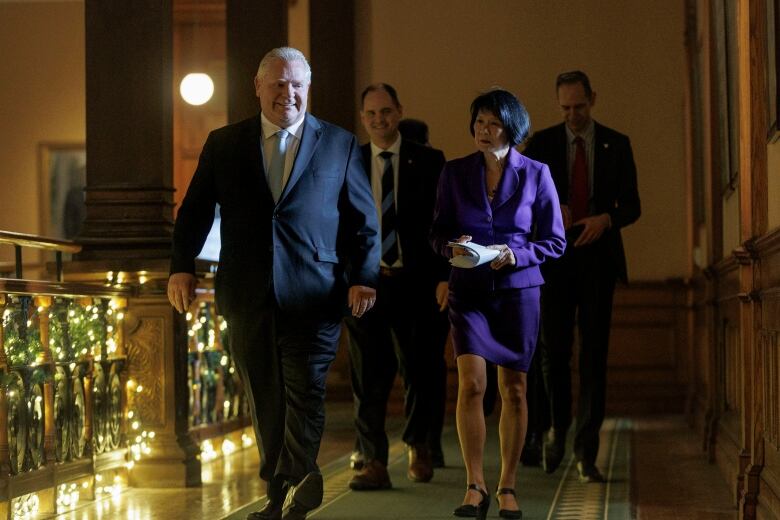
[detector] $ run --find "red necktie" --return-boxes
[570,137,589,222]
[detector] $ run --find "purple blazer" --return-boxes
[430,148,566,294]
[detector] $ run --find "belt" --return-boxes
[379,266,405,277]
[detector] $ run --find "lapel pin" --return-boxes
[603,143,609,149]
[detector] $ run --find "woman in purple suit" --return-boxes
[430,89,565,519]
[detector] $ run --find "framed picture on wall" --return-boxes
[769,0,780,142]
[38,143,86,240]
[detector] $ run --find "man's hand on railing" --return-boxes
[168,272,198,314]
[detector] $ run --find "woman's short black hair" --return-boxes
[469,89,530,147]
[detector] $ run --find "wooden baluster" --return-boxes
[76,297,95,458]
[83,360,94,458]
[112,297,128,357]
[111,297,128,446]
[0,294,7,370]
[0,294,11,476]
[212,303,226,422]
[35,296,56,464]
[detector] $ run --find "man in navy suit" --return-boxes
[345,84,450,490]
[168,47,379,520]
[523,70,640,483]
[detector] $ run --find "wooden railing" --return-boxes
[0,230,81,282]
[185,293,250,453]
[0,231,130,516]
[0,230,251,515]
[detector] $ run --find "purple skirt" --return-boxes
[448,286,540,372]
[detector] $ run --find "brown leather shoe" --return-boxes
[348,459,392,490]
[407,444,433,483]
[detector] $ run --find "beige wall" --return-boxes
[0,1,85,263]
[355,0,688,281]
[1,0,691,281]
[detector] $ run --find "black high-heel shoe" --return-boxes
[453,483,490,519]
[496,488,523,519]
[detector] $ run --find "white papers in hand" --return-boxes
[447,241,500,268]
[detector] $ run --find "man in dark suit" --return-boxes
[168,47,379,520]
[523,70,640,483]
[345,83,450,490]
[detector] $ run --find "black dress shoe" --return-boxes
[577,462,606,483]
[247,500,282,520]
[520,433,541,467]
[430,445,445,468]
[431,451,445,468]
[453,483,489,519]
[495,488,523,519]
[349,450,364,470]
[282,472,323,520]
[542,430,565,474]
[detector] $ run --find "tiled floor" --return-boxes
[45,405,737,520]
[631,416,736,519]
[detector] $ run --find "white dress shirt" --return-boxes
[260,113,306,195]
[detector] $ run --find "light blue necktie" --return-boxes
[267,129,289,202]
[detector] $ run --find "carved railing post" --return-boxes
[72,297,93,460]
[34,296,56,465]
[212,303,226,421]
[124,280,201,487]
[112,297,128,448]
[0,294,10,477]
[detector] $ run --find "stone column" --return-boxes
[80,1,175,260]
[76,2,199,487]
[226,0,287,123]
[310,0,356,132]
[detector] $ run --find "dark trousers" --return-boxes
[226,304,340,501]
[344,272,449,465]
[540,240,616,466]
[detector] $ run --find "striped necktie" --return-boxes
[379,151,398,266]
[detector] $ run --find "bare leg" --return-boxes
[456,354,488,505]
[496,368,527,511]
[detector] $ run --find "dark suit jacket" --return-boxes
[430,148,566,294]
[361,139,449,287]
[171,114,380,319]
[523,121,640,282]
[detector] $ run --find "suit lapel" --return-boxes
[593,121,607,196]
[397,140,412,214]
[553,124,569,201]
[279,115,323,204]
[361,144,372,183]
[465,152,491,213]
[490,148,522,210]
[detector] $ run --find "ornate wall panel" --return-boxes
[757,229,780,519]
[607,281,690,414]
[125,315,165,428]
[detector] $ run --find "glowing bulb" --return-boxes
[180,73,214,105]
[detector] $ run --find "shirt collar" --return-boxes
[370,134,402,158]
[565,119,595,144]
[260,112,306,141]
